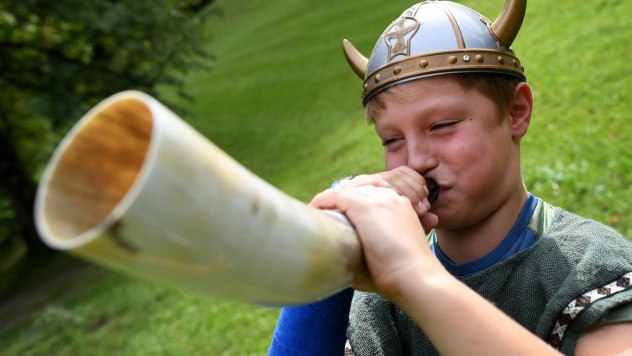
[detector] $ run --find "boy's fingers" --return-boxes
[345,167,432,214]
[311,185,406,214]
[352,278,376,293]
[384,167,436,211]
[309,188,344,210]
[420,213,439,232]
[310,185,380,211]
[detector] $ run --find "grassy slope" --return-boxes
[2,0,630,354]
[518,0,631,237]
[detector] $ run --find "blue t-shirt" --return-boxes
[268,288,354,355]
[430,194,538,278]
[269,195,540,355]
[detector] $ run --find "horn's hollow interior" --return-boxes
[41,98,153,240]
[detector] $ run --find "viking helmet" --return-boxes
[343,0,527,105]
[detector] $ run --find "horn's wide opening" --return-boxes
[38,96,153,243]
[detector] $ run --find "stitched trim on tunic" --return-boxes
[549,272,632,348]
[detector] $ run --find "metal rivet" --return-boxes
[513,59,519,67]
[375,74,381,82]
[475,54,484,63]
[419,59,429,68]
[463,55,470,62]
[363,83,368,89]
[393,66,401,75]
[448,56,458,64]
[498,56,505,64]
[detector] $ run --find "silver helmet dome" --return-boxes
[343,0,527,105]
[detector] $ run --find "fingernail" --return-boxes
[422,198,431,210]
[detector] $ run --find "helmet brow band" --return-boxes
[361,49,525,103]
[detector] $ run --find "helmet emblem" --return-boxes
[384,15,420,61]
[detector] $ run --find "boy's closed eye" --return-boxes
[379,118,461,146]
[430,119,460,131]
[381,136,403,147]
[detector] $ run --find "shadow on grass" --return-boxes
[0,253,107,335]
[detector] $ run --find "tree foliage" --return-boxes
[0,0,217,258]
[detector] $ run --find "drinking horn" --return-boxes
[34,91,364,305]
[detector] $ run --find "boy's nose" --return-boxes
[406,141,438,175]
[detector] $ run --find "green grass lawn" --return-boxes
[1,0,630,354]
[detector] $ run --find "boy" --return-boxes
[269,0,632,354]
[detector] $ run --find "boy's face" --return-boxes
[373,76,524,230]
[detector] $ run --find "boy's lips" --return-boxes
[425,177,439,204]
[425,177,451,205]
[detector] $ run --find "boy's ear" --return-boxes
[509,82,533,139]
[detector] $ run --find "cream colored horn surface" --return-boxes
[35,91,363,305]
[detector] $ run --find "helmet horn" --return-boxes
[343,39,368,79]
[491,0,527,47]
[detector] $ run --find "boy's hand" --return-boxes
[339,166,438,231]
[310,185,440,299]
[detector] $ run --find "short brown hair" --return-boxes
[364,73,523,123]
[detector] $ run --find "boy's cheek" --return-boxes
[384,154,406,170]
